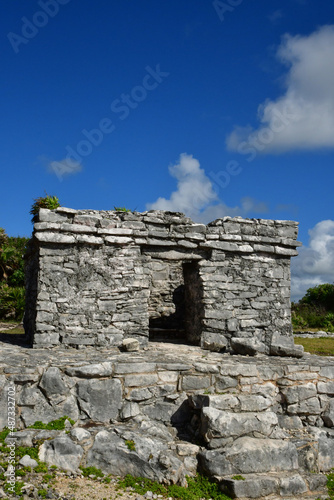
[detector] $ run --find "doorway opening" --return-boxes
[148,259,203,345]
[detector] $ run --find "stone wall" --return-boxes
[0,343,333,498]
[25,208,302,355]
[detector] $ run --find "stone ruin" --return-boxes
[0,208,332,499]
[25,207,303,357]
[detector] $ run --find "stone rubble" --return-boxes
[0,341,333,499]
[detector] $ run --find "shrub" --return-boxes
[0,284,25,320]
[30,194,60,222]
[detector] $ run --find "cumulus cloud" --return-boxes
[48,158,82,181]
[226,25,334,154]
[146,153,268,223]
[291,220,334,301]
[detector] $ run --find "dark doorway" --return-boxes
[149,260,203,344]
[183,261,203,345]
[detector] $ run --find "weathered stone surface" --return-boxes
[280,474,308,496]
[39,436,84,472]
[86,429,185,484]
[270,332,304,357]
[65,362,114,378]
[230,337,267,356]
[201,332,227,352]
[76,378,122,422]
[322,399,334,427]
[70,427,91,442]
[39,367,68,401]
[220,475,279,499]
[122,338,140,352]
[200,408,278,443]
[18,455,38,468]
[200,437,299,476]
[20,391,79,427]
[25,209,301,356]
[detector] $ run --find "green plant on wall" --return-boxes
[114,206,132,213]
[30,194,61,222]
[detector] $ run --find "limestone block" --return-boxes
[281,382,317,404]
[318,381,334,395]
[86,430,173,482]
[220,437,298,474]
[287,396,321,416]
[115,363,157,374]
[120,401,141,420]
[270,332,304,358]
[318,430,334,470]
[278,415,303,430]
[76,235,103,245]
[70,427,91,443]
[181,375,211,391]
[76,378,122,422]
[39,367,69,401]
[215,376,238,391]
[200,407,277,442]
[122,338,140,352]
[5,430,37,448]
[127,388,153,401]
[39,435,83,472]
[105,236,133,244]
[19,455,38,468]
[60,223,97,233]
[320,366,334,379]
[220,475,279,499]
[231,337,267,356]
[38,208,67,222]
[322,399,334,427]
[220,363,258,377]
[20,393,79,427]
[201,332,228,352]
[280,474,308,496]
[238,394,273,412]
[190,394,239,411]
[124,373,159,387]
[65,362,114,378]
[35,232,76,244]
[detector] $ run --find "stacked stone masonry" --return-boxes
[0,343,333,499]
[25,208,302,356]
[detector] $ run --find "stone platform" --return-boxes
[0,341,333,499]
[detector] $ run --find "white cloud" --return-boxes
[291,220,334,301]
[48,158,82,181]
[226,25,334,154]
[146,153,268,223]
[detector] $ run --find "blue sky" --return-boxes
[1,0,334,300]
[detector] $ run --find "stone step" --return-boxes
[218,472,328,499]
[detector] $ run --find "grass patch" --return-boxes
[294,337,334,356]
[80,466,104,478]
[0,326,25,334]
[28,416,75,431]
[4,480,24,496]
[327,471,334,499]
[125,439,136,451]
[117,474,231,499]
